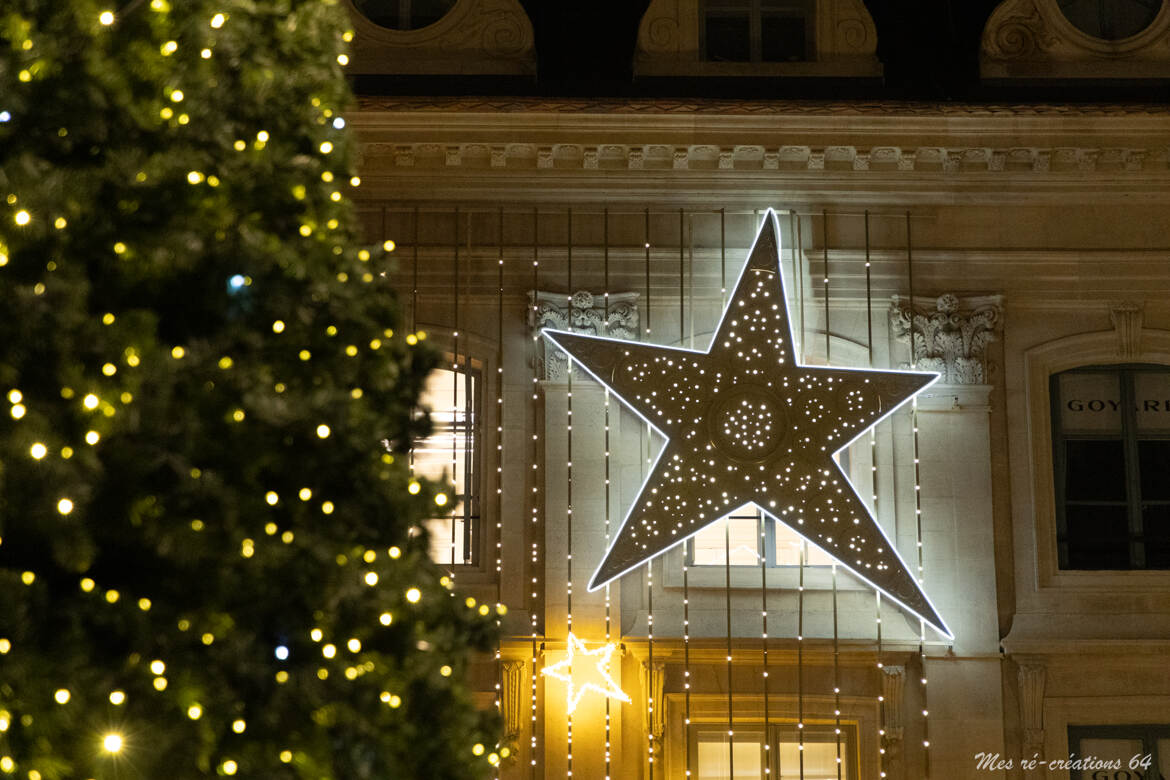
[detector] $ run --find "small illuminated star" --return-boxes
[543,209,951,638]
[541,632,631,714]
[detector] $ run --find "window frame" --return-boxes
[699,0,816,64]
[416,355,484,567]
[1050,363,1170,571]
[687,721,860,779]
[1066,724,1169,779]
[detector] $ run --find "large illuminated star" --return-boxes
[543,209,951,638]
[541,633,631,714]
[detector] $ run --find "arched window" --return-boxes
[1050,364,1170,570]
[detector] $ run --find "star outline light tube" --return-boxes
[542,209,952,639]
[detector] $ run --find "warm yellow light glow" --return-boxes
[109,690,125,705]
[161,39,178,55]
[383,240,396,252]
[210,13,226,28]
[279,750,292,763]
[57,498,74,515]
[316,424,330,439]
[80,578,95,592]
[14,210,30,226]
[102,733,123,753]
[319,142,333,154]
[153,677,167,691]
[299,349,311,361]
[0,639,9,654]
[434,493,448,507]
[232,409,245,422]
[20,572,34,586]
[105,589,120,603]
[232,719,246,734]
[169,89,183,102]
[54,689,71,704]
[54,217,67,229]
[473,744,485,756]
[265,491,279,505]
[10,404,25,419]
[347,638,361,653]
[407,481,421,495]
[310,628,323,642]
[29,443,47,460]
[187,704,202,720]
[440,665,452,677]
[138,597,151,611]
[275,671,289,683]
[102,363,117,376]
[201,48,212,58]
[171,346,185,359]
[337,54,349,66]
[218,356,233,369]
[379,612,393,626]
[150,660,165,675]
[364,572,378,586]
[322,644,337,659]
[83,393,100,410]
[221,759,237,775]
[272,320,285,333]
[257,130,269,142]
[85,431,100,445]
[405,587,421,603]
[541,632,631,714]
[99,10,115,25]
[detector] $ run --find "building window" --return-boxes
[1051,364,1170,570]
[1057,0,1163,41]
[1067,725,1169,779]
[353,0,456,30]
[702,0,814,63]
[414,362,480,566]
[691,723,858,779]
[688,507,836,567]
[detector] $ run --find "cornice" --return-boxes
[353,95,1170,118]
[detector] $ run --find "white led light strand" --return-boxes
[602,209,614,780]
[495,207,505,780]
[451,208,460,578]
[681,208,693,780]
[644,208,655,780]
[824,213,844,780]
[529,207,541,777]
[565,208,574,779]
[906,212,932,779]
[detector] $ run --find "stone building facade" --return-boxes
[344,2,1170,778]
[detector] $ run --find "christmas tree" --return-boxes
[0,1,500,778]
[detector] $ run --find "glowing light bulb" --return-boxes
[232,719,246,734]
[187,704,202,720]
[210,13,226,28]
[102,733,123,753]
[319,141,333,154]
[316,424,330,439]
[275,646,289,660]
[54,689,71,704]
[265,491,278,505]
[14,210,30,226]
[109,690,125,705]
[364,572,378,586]
[57,498,73,515]
[29,442,46,460]
[379,612,393,626]
[221,759,237,775]
[150,660,165,675]
[406,587,421,603]
[407,481,421,495]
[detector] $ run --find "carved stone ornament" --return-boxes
[528,290,640,382]
[635,0,880,77]
[344,0,535,76]
[501,660,526,743]
[640,661,666,751]
[890,293,1003,385]
[880,664,905,750]
[1017,663,1046,759]
[981,0,1170,79]
[1110,302,1144,358]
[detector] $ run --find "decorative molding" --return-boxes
[344,0,535,76]
[981,0,1170,79]
[890,294,1004,385]
[634,0,881,77]
[357,140,1170,175]
[501,660,526,743]
[354,95,1170,117]
[880,664,905,750]
[1110,302,1144,358]
[528,290,640,381]
[640,661,666,753]
[1017,662,1046,768]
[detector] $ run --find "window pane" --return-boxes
[1143,505,1170,568]
[1073,739,1143,780]
[705,14,752,62]
[761,14,807,62]
[692,514,761,565]
[697,736,763,779]
[774,521,835,566]
[1058,372,1122,434]
[1139,440,1170,500]
[1134,372,1170,433]
[778,740,844,780]
[426,516,470,565]
[1064,504,1131,569]
[1064,439,1126,501]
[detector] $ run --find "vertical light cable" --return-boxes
[798,541,806,780]
[565,209,574,779]
[644,207,655,780]
[451,207,461,575]
[822,210,831,363]
[797,216,806,360]
[720,210,733,779]
[864,211,888,780]
[906,212,931,779]
[409,207,419,485]
[683,211,693,780]
[495,208,505,780]
[529,207,541,778]
[602,209,614,780]
[833,563,842,780]
[756,210,772,779]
